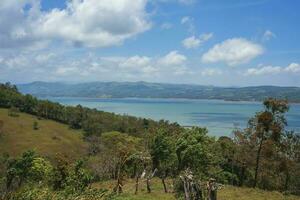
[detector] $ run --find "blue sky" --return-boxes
[0,0,300,86]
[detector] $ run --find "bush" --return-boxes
[32,121,39,130]
[6,185,107,200]
[8,107,19,117]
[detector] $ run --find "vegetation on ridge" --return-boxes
[18,81,300,102]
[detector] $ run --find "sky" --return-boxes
[0,0,300,86]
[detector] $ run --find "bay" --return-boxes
[46,97,300,137]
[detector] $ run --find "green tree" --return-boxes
[150,129,177,193]
[176,127,213,177]
[101,131,141,194]
[5,150,36,190]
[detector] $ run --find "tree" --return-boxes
[247,98,289,188]
[5,150,36,190]
[150,129,177,193]
[50,154,70,190]
[100,131,141,194]
[279,132,300,193]
[176,127,213,177]
[126,151,151,194]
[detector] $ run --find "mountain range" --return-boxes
[17,81,300,102]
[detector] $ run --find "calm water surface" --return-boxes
[47,97,300,136]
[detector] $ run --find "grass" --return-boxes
[0,108,88,161]
[94,178,300,200]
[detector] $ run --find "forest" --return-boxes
[0,82,300,200]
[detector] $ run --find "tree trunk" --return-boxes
[162,177,168,193]
[240,164,245,186]
[182,178,190,200]
[135,176,139,194]
[284,170,290,191]
[254,138,264,188]
[114,166,123,194]
[146,178,151,193]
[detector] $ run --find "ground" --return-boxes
[95,178,300,200]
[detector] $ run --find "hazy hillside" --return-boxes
[17,81,300,102]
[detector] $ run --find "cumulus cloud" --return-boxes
[262,30,276,41]
[202,38,264,66]
[245,66,281,76]
[284,63,300,73]
[0,0,151,49]
[245,63,300,76]
[158,51,186,66]
[182,33,213,49]
[119,56,151,69]
[1,50,190,82]
[0,0,44,49]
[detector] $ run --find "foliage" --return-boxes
[5,151,37,190]
[32,121,39,130]
[176,127,213,177]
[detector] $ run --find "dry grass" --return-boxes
[94,178,300,200]
[0,108,88,161]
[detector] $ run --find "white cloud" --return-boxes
[284,63,300,73]
[245,66,281,76]
[0,0,43,49]
[119,56,151,69]
[201,68,222,76]
[263,30,276,41]
[202,38,264,66]
[245,63,300,76]
[0,0,151,48]
[182,33,213,49]
[158,51,186,66]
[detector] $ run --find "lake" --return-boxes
[47,97,300,136]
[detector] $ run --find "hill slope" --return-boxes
[17,81,300,102]
[0,108,88,161]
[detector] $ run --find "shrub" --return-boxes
[32,121,39,130]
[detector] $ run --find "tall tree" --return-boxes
[248,98,289,187]
[150,129,177,193]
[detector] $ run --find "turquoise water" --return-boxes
[47,97,300,136]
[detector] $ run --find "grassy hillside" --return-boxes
[0,108,88,161]
[96,178,300,200]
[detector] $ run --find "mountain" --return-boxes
[17,81,300,102]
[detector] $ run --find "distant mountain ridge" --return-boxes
[17,81,300,102]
